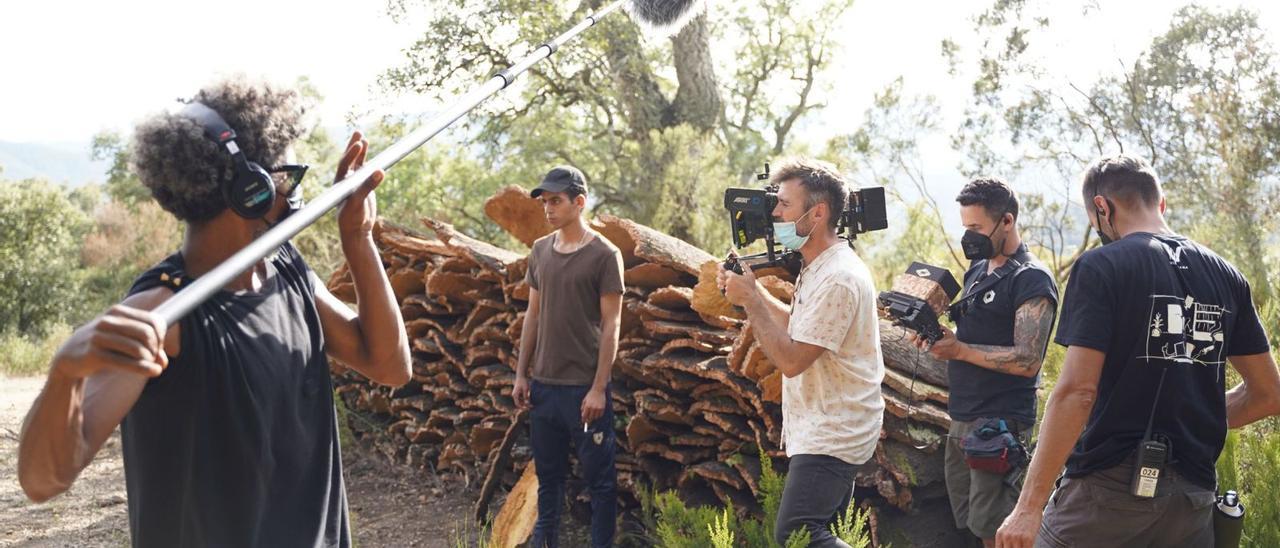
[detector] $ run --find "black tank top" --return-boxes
[121,243,349,548]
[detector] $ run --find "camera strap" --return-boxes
[950,246,1029,321]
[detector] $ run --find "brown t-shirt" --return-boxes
[526,232,625,385]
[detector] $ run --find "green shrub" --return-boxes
[1237,419,1280,546]
[707,508,735,548]
[650,489,726,547]
[0,180,91,337]
[830,496,874,547]
[0,323,70,376]
[1218,417,1280,547]
[634,450,874,547]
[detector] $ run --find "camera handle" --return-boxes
[722,250,802,276]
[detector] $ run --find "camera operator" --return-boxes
[995,155,1280,548]
[718,158,884,548]
[908,178,1058,548]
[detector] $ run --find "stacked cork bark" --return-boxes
[328,185,955,517]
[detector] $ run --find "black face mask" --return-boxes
[961,217,1006,260]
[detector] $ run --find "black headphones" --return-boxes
[183,102,276,219]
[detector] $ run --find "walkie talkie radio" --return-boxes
[1131,437,1168,498]
[1131,366,1171,498]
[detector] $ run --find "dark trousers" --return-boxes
[529,381,617,548]
[775,454,858,548]
[1035,459,1215,547]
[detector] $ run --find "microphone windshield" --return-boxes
[624,0,704,36]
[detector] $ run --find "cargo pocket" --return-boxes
[1184,490,1215,510]
[1083,472,1165,513]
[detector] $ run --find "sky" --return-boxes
[821,0,1280,203]
[2,0,1278,218]
[0,0,421,144]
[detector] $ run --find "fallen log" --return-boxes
[879,321,949,388]
[882,367,950,406]
[647,286,694,310]
[591,214,714,277]
[489,462,538,548]
[483,185,554,248]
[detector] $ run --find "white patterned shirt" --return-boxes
[783,242,885,465]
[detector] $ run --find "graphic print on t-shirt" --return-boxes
[1142,245,1229,367]
[1144,294,1229,366]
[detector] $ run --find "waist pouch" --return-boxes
[962,418,1028,475]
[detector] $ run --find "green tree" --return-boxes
[0,179,91,336]
[376,0,854,250]
[77,199,183,323]
[1104,6,1280,302]
[285,77,350,279]
[948,3,1280,299]
[91,129,150,205]
[826,78,968,278]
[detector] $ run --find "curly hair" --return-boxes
[770,158,848,230]
[131,76,308,222]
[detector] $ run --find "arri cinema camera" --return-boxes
[723,163,888,275]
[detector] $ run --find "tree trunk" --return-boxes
[668,13,723,131]
[595,3,669,136]
[590,1,722,136]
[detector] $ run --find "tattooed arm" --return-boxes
[962,296,1055,377]
[919,296,1056,377]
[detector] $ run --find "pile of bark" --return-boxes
[328,185,954,520]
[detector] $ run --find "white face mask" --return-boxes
[773,208,815,250]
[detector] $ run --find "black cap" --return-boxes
[531,165,588,198]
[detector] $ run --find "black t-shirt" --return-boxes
[949,246,1060,425]
[1055,233,1270,489]
[121,243,350,548]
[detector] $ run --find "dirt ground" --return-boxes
[2,375,938,547]
[0,375,485,548]
[1,377,130,547]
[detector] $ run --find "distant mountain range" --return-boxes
[0,140,110,186]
